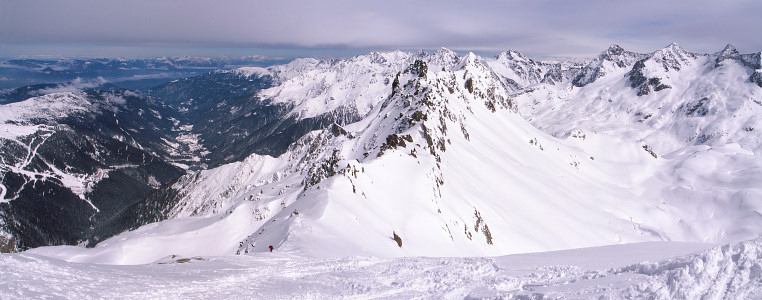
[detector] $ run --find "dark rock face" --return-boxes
[627,60,672,96]
[685,97,711,117]
[751,71,762,88]
[405,60,428,78]
[541,67,564,85]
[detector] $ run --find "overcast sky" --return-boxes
[1,0,761,59]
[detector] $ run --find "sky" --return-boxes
[1,0,761,59]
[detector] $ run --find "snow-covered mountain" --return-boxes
[15,43,759,266]
[0,89,189,251]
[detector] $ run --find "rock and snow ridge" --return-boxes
[18,43,761,270]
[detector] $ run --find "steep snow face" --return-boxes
[26,45,762,265]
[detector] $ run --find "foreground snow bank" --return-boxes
[620,237,762,298]
[4,239,761,298]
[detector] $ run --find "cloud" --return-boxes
[1,0,761,58]
[36,77,106,94]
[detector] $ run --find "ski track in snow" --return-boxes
[6,239,762,299]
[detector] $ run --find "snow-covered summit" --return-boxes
[490,49,560,88]
[572,44,647,87]
[255,51,412,120]
[425,48,461,71]
[650,42,698,71]
[715,44,741,67]
[231,66,271,78]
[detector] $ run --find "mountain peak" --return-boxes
[654,42,690,58]
[715,44,741,67]
[721,44,738,53]
[572,44,641,87]
[428,48,461,71]
[606,44,625,56]
[435,47,457,55]
[495,49,529,62]
[651,42,695,71]
[717,44,740,58]
[463,51,478,59]
[456,52,481,70]
[663,42,684,52]
[431,47,459,60]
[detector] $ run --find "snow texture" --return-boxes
[7,239,762,298]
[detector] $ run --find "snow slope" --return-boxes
[24,44,762,267]
[8,238,762,298]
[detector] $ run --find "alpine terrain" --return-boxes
[1,43,762,297]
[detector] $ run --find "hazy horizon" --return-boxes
[2,0,761,59]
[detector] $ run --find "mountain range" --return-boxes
[1,44,761,263]
[0,55,290,90]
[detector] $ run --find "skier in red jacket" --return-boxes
[268,245,274,252]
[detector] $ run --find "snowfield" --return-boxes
[5,238,762,298]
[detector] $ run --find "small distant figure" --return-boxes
[268,245,274,252]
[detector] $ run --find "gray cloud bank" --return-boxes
[1,0,761,58]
